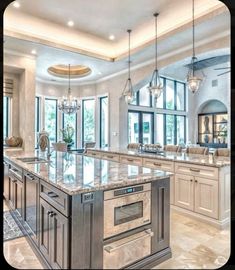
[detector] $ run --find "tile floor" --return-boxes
[3,201,230,269]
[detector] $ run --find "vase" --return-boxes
[38,129,49,151]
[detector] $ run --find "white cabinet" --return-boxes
[175,173,218,219]
[194,177,218,219]
[175,174,194,211]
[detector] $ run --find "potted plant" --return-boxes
[60,124,75,150]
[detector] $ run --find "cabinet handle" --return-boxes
[12,179,17,183]
[47,191,59,198]
[127,158,134,162]
[107,155,114,158]
[49,212,56,217]
[47,211,53,215]
[26,174,35,181]
[190,168,200,172]
[153,163,161,166]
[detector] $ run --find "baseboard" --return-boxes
[171,205,230,229]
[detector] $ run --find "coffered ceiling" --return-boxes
[3,0,230,84]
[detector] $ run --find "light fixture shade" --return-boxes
[187,76,202,94]
[148,69,163,99]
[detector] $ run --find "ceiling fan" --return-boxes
[214,67,231,76]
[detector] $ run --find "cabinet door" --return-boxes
[3,162,10,201]
[39,198,51,263]
[16,180,24,218]
[194,177,218,219]
[50,208,69,269]
[175,174,194,211]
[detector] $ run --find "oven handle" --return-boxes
[104,229,154,253]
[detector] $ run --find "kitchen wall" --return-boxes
[4,53,36,151]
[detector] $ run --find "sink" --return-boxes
[17,157,50,164]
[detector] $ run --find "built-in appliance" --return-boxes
[103,228,153,269]
[24,172,39,244]
[103,183,151,239]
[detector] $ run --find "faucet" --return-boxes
[38,132,52,159]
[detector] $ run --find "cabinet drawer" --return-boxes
[143,158,174,172]
[40,180,70,217]
[119,155,142,166]
[101,153,120,162]
[175,162,218,180]
[86,150,102,159]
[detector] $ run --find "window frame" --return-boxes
[82,98,96,147]
[99,95,109,148]
[44,97,58,144]
[3,96,11,140]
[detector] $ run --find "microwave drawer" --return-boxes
[103,229,153,269]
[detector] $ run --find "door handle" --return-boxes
[153,163,161,166]
[190,168,200,172]
[47,191,59,198]
[104,229,154,253]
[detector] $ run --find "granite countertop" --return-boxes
[4,150,172,195]
[90,147,230,168]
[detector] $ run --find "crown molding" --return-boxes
[4,48,36,60]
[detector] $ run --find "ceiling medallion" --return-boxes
[47,64,91,78]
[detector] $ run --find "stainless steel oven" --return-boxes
[103,183,151,239]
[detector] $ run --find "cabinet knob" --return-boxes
[190,179,193,182]
[49,212,56,217]
[195,180,198,183]
[47,211,53,216]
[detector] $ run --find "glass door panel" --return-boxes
[142,113,153,144]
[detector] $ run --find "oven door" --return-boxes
[104,184,151,239]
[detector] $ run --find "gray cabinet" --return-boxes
[39,198,69,269]
[15,179,24,218]
[3,161,10,201]
[9,173,17,209]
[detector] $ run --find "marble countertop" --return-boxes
[90,147,230,168]
[4,150,172,195]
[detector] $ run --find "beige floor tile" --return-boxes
[4,237,43,269]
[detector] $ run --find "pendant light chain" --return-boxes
[192,0,195,76]
[128,29,131,79]
[155,13,158,71]
[68,64,71,94]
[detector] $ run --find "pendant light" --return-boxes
[58,64,80,114]
[186,0,203,94]
[148,13,163,99]
[122,29,134,104]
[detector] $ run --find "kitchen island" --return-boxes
[85,148,230,229]
[4,150,172,269]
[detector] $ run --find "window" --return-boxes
[165,79,175,110]
[130,76,186,146]
[156,114,186,145]
[82,99,95,146]
[100,96,108,147]
[62,113,77,147]
[35,97,40,148]
[128,111,154,144]
[3,96,10,140]
[45,98,57,144]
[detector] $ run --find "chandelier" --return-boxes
[186,0,203,94]
[148,13,163,100]
[58,64,80,114]
[122,29,135,104]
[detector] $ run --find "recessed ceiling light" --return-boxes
[67,20,74,27]
[109,35,115,40]
[98,71,102,75]
[13,1,20,8]
[31,49,37,55]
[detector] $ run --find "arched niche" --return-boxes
[198,99,227,114]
